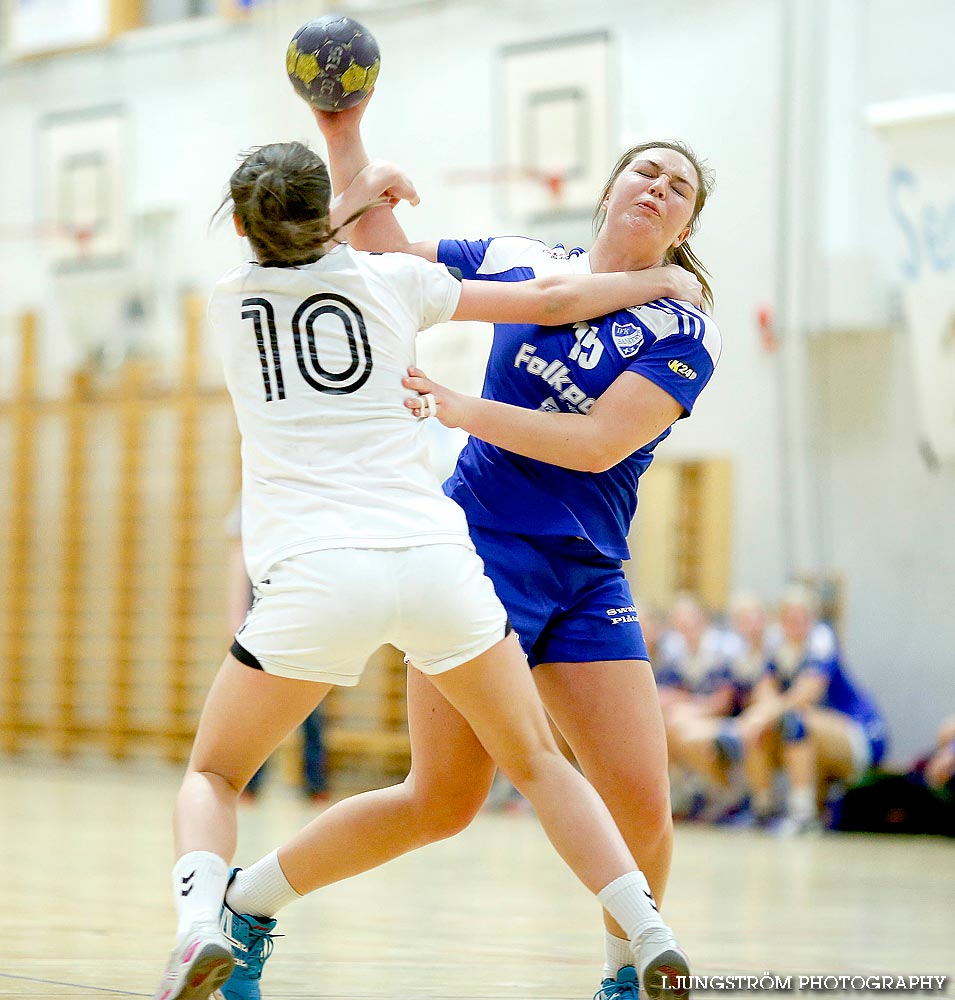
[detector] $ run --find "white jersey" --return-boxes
[209,245,469,584]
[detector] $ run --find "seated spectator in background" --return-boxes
[663,593,773,821]
[722,592,779,719]
[655,594,736,817]
[722,583,889,834]
[919,714,955,796]
[655,593,732,713]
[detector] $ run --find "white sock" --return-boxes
[173,851,230,940]
[786,785,817,822]
[225,849,301,918]
[603,930,634,979]
[597,872,665,949]
[752,789,775,818]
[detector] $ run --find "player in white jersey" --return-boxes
[153,141,693,1000]
[229,104,717,1000]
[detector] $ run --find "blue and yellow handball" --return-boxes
[286,15,381,112]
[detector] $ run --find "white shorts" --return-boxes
[233,544,508,686]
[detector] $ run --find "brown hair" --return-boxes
[593,140,715,310]
[214,142,380,266]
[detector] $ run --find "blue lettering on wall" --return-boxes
[889,167,920,280]
[889,165,955,281]
[923,200,955,273]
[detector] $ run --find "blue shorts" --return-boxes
[470,525,649,668]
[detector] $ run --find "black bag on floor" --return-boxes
[830,771,954,836]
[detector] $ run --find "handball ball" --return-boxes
[287,15,380,112]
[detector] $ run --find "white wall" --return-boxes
[1,0,952,758]
[817,0,955,758]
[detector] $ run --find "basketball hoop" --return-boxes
[72,226,95,259]
[542,172,565,206]
[444,165,567,213]
[444,166,567,202]
[0,221,97,266]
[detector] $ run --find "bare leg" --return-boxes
[279,666,495,892]
[235,637,685,998]
[175,655,332,860]
[782,737,817,791]
[426,637,637,894]
[743,729,782,817]
[674,716,732,788]
[422,638,690,999]
[533,660,671,939]
[535,661,672,896]
[153,656,333,998]
[783,707,860,809]
[804,707,860,782]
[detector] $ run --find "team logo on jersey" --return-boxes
[544,244,569,259]
[668,359,698,380]
[611,322,645,358]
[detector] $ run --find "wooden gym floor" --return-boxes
[0,756,952,999]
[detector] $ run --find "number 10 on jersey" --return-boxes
[242,293,373,399]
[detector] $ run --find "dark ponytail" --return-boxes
[213,142,382,266]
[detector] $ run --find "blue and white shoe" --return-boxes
[634,927,689,1000]
[218,871,279,1000]
[595,965,640,999]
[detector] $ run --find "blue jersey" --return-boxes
[767,623,885,731]
[655,627,736,696]
[722,627,779,715]
[437,236,722,560]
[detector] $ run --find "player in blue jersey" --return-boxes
[214,103,717,1000]
[723,584,889,834]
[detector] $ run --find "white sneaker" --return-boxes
[633,926,690,1000]
[772,813,824,837]
[154,921,235,1000]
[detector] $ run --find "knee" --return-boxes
[602,772,673,848]
[499,742,568,796]
[184,767,245,798]
[643,782,675,846]
[403,774,488,843]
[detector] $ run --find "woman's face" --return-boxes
[601,148,698,260]
[779,603,812,646]
[732,603,766,646]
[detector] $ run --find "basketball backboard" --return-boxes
[499,32,611,221]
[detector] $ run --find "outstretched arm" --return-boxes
[451,266,703,324]
[402,366,682,473]
[311,98,438,258]
[733,672,828,744]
